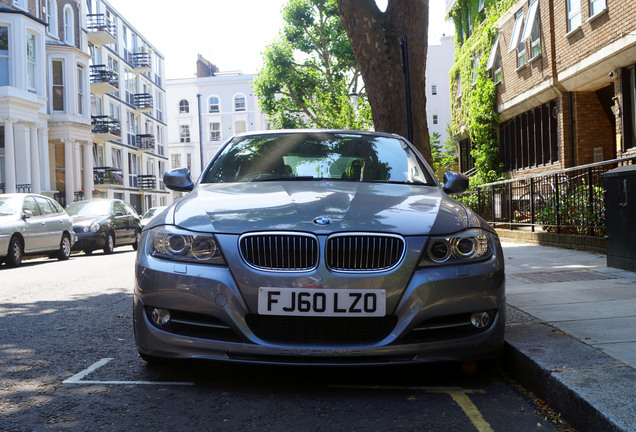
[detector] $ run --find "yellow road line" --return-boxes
[445,390,494,432]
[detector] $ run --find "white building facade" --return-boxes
[426,35,455,145]
[166,72,268,190]
[0,0,167,215]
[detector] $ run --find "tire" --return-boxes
[56,234,72,261]
[103,232,115,254]
[132,229,141,251]
[6,236,23,267]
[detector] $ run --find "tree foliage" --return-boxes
[254,0,372,130]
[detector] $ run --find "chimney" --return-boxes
[196,54,219,78]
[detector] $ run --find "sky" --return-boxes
[106,0,455,80]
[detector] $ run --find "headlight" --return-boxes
[148,226,226,265]
[90,222,101,232]
[419,228,494,266]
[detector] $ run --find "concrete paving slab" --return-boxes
[508,290,610,307]
[555,317,636,344]
[593,342,636,367]
[521,299,636,322]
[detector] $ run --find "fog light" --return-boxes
[471,312,491,328]
[151,308,171,325]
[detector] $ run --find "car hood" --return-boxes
[70,215,107,226]
[170,181,477,236]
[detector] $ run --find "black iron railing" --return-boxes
[131,52,151,70]
[135,134,155,151]
[134,93,153,110]
[89,64,118,88]
[456,156,636,237]
[94,167,124,186]
[138,175,156,190]
[86,14,116,37]
[91,116,121,137]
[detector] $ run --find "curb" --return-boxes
[501,310,636,432]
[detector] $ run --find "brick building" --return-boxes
[447,0,636,178]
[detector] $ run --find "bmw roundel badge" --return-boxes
[313,216,332,226]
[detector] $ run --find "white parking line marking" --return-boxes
[63,358,194,386]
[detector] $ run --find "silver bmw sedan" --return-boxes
[134,130,505,365]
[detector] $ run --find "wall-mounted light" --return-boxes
[611,96,621,117]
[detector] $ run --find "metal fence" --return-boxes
[457,156,636,237]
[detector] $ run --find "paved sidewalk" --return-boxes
[501,241,636,432]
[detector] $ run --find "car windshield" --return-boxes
[66,200,112,217]
[201,132,435,185]
[143,208,160,218]
[0,197,20,216]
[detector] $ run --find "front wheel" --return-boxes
[103,232,115,254]
[6,236,23,267]
[56,234,72,261]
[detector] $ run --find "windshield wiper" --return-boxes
[367,180,431,185]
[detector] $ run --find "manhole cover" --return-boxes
[508,270,617,284]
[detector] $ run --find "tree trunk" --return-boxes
[337,0,432,167]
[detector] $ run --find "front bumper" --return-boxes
[72,231,106,251]
[134,235,506,365]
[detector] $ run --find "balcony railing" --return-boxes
[136,134,155,152]
[131,52,151,73]
[134,93,153,112]
[86,14,117,46]
[138,175,156,190]
[93,167,124,186]
[89,65,118,94]
[456,155,636,237]
[91,116,121,141]
[53,191,85,207]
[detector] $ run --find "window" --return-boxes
[0,27,8,87]
[210,122,221,141]
[180,125,190,143]
[112,148,122,169]
[589,0,606,17]
[499,100,559,171]
[433,115,438,125]
[472,55,480,85]
[509,9,524,52]
[478,0,484,12]
[77,64,84,115]
[486,37,502,84]
[622,65,636,151]
[431,85,437,95]
[155,91,163,121]
[186,154,192,171]
[63,5,74,45]
[52,60,64,111]
[566,0,581,33]
[234,95,246,111]
[12,0,28,11]
[46,0,58,36]
[26,33,37,92]
[171,154,181,168]
[467,9,472,38]
[234,120,247,134]
[179,99,189,113]
[208,96,220,113]
[521,0,541,60]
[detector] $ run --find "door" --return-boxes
[112,200,131,244]
[21,196,47,252]
[34,196,61,250]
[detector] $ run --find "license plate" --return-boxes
[258,287,386,317]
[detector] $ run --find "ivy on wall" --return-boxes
[447,0,517,186]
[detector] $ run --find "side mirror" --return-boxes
[114,211,125,216]
[22,210,33,220]
[442,171,469,194]
[164,168,194,192]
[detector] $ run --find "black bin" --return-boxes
[604,165,636,272]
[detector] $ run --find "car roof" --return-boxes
[232,129,404,140]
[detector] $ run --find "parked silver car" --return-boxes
[134,130,505,365]
[0,193,76,267]
[139,206,167,229]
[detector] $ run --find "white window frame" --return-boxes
[12,0,28,11]
[63,4,74,45]
[179,124,191,143]
[432,115,438,125]
[566,0,581,33]
[431,85,437,95]
[478,0,485,12]
[509,9,524,52]
[234,94,246,112]
[486,37,502,84]
[51,59,65,112]
[589,0,606,18]
[179,99,189,114]
[77,63,85,115]
[0,26,10,87]
[26,33,37,92]
[234,119,247,134]
[46,0,58,37]
[209,121,221,141]
[208,95,220,113]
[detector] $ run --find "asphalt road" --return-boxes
[0,250,570,431]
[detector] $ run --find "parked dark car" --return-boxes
[66,199,141,255]
[134,130,505,366]
[0,193,76,267]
